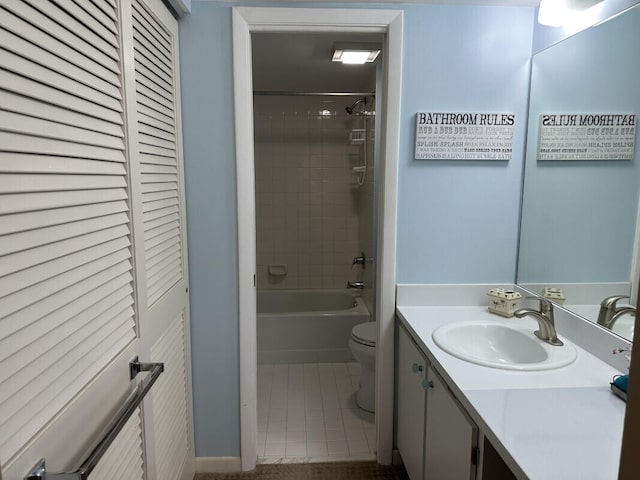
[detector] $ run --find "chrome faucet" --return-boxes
[597,295,635,329]
[514,297,564,346]
[347,281,365,289]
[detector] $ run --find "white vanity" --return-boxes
[395,285,628,480]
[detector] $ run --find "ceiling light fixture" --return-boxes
[332,43,381,65]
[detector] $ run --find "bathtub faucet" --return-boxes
[347,281,365,289]
[352,252,366,269]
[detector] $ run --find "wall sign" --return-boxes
[414,112,515,160]
[538,113,636,161]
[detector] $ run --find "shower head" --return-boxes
[346,98,367,115]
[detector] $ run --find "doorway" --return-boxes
[232,7,403,471]
[252,37,379,456]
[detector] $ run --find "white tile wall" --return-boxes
[257,363,376,463]
[254,95,369,290]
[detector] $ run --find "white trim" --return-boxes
[194,456,243,473]
[374,11,402,465]
[232,7,259,472]
[232,6,403,469]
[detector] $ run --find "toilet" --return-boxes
[349,321,377,412]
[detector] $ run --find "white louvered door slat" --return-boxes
[88,409,144,480]
[0,70,124,124]
[0,0,140,478]
[1,90,123,136]
[0,152,126,174]
[138,103,174,130]
[123,0,194,478]
[49,0,119,48]
[150,314,190,480]
[0,49,122,111]
[0,201,129,236]
[71,0,118,36]
[130,0,183,310]
[22,0,120,61]
[1,2,120,74]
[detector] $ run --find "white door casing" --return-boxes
[232,7,402,470]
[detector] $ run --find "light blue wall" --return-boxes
[396,5,533,284]
[179,4,240,457]
[179,1,534,457]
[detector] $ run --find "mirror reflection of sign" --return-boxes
[538,113,636,160]
[415,112,516,160]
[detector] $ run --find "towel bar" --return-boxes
[24,357,164,480]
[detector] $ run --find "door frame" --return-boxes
[232,7,403,470]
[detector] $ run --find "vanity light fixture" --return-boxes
[332,43,381,65]
[538,0,605,27]
[538,0,569,26]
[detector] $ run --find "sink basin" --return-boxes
[432,320,577,371]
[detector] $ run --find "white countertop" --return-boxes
[396,305,627,480]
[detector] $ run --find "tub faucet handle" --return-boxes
[352,252,366,269]
[347,281,365,289]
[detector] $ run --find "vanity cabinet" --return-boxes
[424,365,478,480]
[397,325,479,480]
[397,324,428,480]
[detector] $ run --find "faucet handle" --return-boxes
[525,296,553,312]
[351,252,366,269]
[600,295,630,309]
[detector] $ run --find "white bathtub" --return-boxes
[257,289,370,364]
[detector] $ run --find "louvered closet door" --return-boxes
[121,1,194,479]
[0,1,143,479]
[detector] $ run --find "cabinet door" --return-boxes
[397,326,428,480]
[425,366,478,480]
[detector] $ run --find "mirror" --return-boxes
[517,4,640,341]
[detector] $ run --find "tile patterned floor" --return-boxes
[257,363,376,464]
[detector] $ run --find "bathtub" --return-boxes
[257,289,370,364]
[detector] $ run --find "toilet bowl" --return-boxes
[349,321,377,412]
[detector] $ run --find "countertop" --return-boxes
[396,305,627,480]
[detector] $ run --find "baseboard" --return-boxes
[195,456,242,473]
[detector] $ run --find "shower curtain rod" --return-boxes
[253,91,375,97]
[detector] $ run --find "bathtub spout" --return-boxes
[347,281,365,289]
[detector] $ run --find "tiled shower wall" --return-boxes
[254,95,370,290]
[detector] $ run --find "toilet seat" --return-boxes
[351,322,377,347]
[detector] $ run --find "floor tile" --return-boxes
[266,429,286,444]
[325,428,346,442]
[327,440,349,456]
[286,430,306,444]
[307,441,328,456]
[258,362,375,463]
[306,429,326,443]
[264,442,286,456]
[286,441,307,456]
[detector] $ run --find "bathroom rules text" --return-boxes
[538,113,636,160]
[414,112,515,160]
